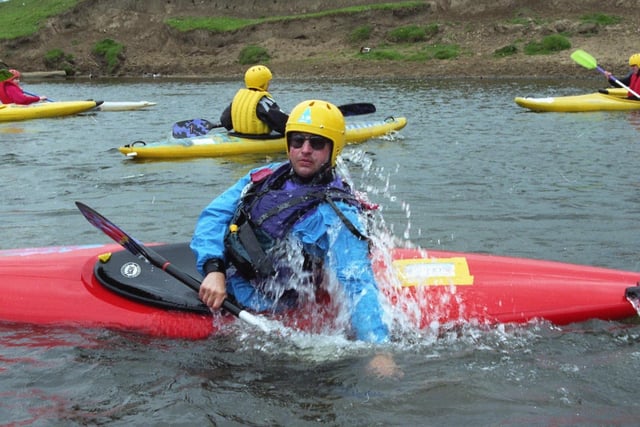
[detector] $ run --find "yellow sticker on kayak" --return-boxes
[393,257,474,287]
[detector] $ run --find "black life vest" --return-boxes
[224,163,368,280]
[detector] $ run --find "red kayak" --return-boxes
[1,242,638,339]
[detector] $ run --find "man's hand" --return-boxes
[199,271,227,310]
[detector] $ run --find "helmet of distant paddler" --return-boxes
[244,65,272,90]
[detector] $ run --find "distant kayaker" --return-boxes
[605,53,640,99]
[0,69,47,105]
[219,65,288,136]
[193,99,400,377]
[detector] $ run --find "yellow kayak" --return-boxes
[514,88,640,112]
[0,100,100,122]
[119,116,407,160]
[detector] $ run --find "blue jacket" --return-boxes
[190,162,389,343]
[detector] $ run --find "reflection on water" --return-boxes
[2,78,640,424]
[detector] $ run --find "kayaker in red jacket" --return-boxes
[605,53,640,100]
[0,69,47,105]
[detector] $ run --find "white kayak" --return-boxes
[95,101,157,112]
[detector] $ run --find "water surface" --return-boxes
[1,77,639,425]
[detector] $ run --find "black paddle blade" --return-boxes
[76,201,202,293]
[172,118,219,138]
[75,201,152,262]
[338,102,376,117]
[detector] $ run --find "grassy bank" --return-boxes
[0,0,78,39]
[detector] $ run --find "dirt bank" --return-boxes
[2,0,640,80]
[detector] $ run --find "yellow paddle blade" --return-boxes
[571,49,598,70]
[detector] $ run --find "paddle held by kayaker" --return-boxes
[0,69,47,105]
[192,99,400,377]
[604,53,640,99]
[219,65,289,136]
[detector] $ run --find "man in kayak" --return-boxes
[605,53,640,99]
[0,69,47,105]
[219,65,288,136]
[192,99,399,377]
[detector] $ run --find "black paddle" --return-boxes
[338,102,376,116]
[171,102,377,138]
[75,201,275,332]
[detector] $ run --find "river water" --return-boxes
[1,77,640,425]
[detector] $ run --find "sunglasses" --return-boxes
[288,133,331,150]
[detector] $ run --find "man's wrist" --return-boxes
[204,258,226,275]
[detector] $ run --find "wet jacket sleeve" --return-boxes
[220,103,233,130]
[294,202,389,343]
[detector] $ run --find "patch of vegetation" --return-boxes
[494,44,518,58]
[349,25,372,43]
[92,39,125,74]
[387,25,427,43]
[507,17,531,25]
[424,44,459,60]
[580,13,621,26]
[43,48,76,75]
[238,45,270,65]
[0,0,78,39]
[166,16,256,33]
[362,49,404,61]
[166,1,426,32]
[524,34,571,55]
[359,43,459,62]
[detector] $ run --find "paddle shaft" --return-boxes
[23,89,54,102]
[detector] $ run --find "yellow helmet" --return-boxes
[629,54,640,67]
[244,65,272,90]
[285,100,346,167]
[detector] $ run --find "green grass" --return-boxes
[359,43,460,62]
[349,25,373,43]
[580,13,621,26]
[387,25,429,43]
[165,1,426,32]
[0,0,79,39]
[92,39,125,74]
[524,34,571,55]
[238,45,270,65]
[494,44,518,58]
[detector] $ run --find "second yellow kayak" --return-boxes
[515,88,640,112]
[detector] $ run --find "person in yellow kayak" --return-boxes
[0,69,47,105]
[219,65,288,136]
[193,99,401,377]
[604,53,640,99]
